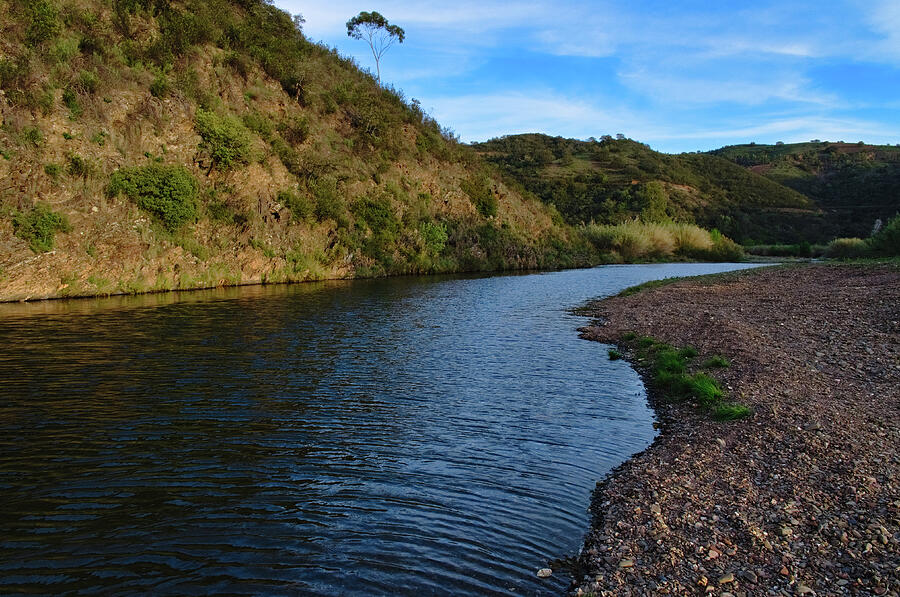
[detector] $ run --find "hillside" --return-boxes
[473,134,820,244]
[711,141,900,240]
[0,0,594,301]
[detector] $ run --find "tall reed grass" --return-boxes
[582,220,744,262]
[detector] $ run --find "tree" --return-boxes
[346,11,405,84]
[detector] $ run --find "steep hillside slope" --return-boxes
[0,0,591,301]
[711,142,900,240]
[473,134,819,244]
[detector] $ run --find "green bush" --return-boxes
[150,72,171,98]
[26,0,61,45]
[277,115,309,145]
[420,220,448,254]
[44,163,61,179]
[13,204,71,252]
[277,189,313,221]
[461,174,497,218]
[77,70,99,94]
[309,177,343,222]
[195,109,251,172]
[869,215,900,256]
[23,127,43,147]
[109,164,198,230]
[62,88,81,117]
[243,112,274,140]
[67,154,94,178]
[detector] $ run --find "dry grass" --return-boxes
[584,220,731,261]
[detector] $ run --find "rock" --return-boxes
[719,572,734,584]
[742,570,758,583]
[697,575,708,587]
[716,438,726,448]
[796,584,815,595]
[650,503,661,515]
[537,568,552,578]
[618,558,634,568]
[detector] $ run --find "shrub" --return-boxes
[26,0,61,45]
[77,70,99,95]
[150,72,171,98]
[277,115,309,145]
[23,127,43,147]
[868,214,900,256]
[44,163,61,179]
[62,88,82,117]
[108,164,198,230]
[13,204,71,252]
[826,237,869,259]
[460,174,497,218]
[420,220,448,255]
[67,154,94,178]
[195,109,251,172]
[608,348,623,360]
[243,112,274,140]
[277,189,313,222]
[309,177,343,222]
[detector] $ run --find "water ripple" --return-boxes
[0,263,762,595]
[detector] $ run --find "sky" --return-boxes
[274,0,900,153]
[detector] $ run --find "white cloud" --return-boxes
[862,0,900,61]
[425,92,630,142]
[617,69,839,108]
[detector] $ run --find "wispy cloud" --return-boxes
[426,92,630,141]
[275,1,900,152]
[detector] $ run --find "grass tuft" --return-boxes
[622,334,750,421]
[702,355,731,368]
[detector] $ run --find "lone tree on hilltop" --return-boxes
[346,11,405,84]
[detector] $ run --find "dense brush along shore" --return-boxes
[573,264,899,596]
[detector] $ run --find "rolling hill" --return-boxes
[0,0,594,301]
[710,141,900,240]
[473,134,823,244]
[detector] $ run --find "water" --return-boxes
[0,263,762,595]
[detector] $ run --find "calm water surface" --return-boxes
[0,263,763,595]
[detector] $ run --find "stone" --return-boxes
[719,572,735,584]
[537,568,552,578]
[618,558,634,568]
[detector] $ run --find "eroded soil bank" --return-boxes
[574,264,899,596]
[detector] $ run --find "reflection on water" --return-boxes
[0,263,763,595]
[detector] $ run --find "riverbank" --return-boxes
[574,264,899,596]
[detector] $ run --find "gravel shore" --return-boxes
[574,264,899,596]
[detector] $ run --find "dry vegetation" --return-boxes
[0,0,596,301]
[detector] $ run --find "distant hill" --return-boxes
[710,142,900,240]
[0,0,592,301]
[473,134,820,244]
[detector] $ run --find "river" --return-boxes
[0,263,763,595]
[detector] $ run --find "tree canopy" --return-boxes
[346,11,404,84]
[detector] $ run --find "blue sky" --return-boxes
[275,0,900,153]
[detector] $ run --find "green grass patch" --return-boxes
[608,348,623,360]
[702,355,731,368]
[622,335,750,421]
